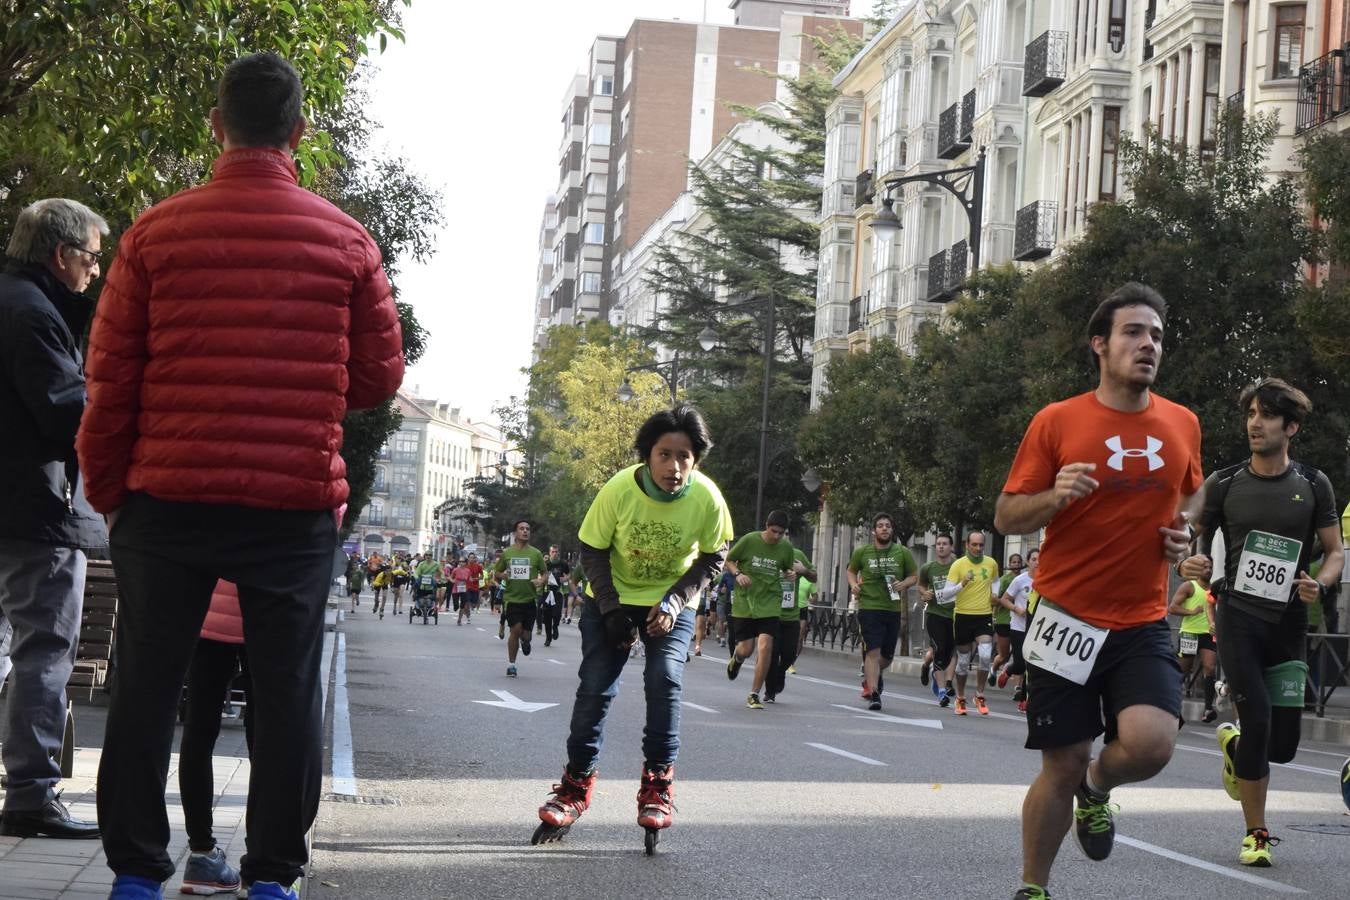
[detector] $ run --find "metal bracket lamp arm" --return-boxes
[619,352,680,403]
[870,147,986,270]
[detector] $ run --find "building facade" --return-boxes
[348,391,513,560]
[533,0,861,353]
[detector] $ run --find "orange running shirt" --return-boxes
[1002,391,1203,630]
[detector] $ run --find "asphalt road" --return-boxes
[308,603,1350,899]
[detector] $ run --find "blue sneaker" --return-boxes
[931,678,942,698]
[248,881,300,900]
[108,875,163,899]
[181,847,241,895]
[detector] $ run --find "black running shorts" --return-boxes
[857,609,901,660]
[731,615,778,643]
[505,602,537,632]
[1024,616,1181,750]
[952,613,993,645]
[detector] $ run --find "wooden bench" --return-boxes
[68,559,117,701]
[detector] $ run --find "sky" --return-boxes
[366,1,881,426]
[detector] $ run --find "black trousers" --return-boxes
[99,493,334,885]
[180,638,254,852]
[766,619,801,698]
[541,593,563,640]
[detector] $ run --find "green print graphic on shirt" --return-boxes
[625,519,685,583]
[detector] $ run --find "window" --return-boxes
[1108,0,1127,53]
[619,106,630,140]
[1273,5,1305,78]
[1200,44,1222,155]
[622,51,634,91]
[589,122,610,146]
[585,222,604,244]
[1181,47,1192,145]
[596,74,613,96]
[586,174,607,195]
[1100,106,1121,200]
[581,272,602,293]
[615,152,627,189]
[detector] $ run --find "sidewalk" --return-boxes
[799,641,1350,747]
[0,706,252,899]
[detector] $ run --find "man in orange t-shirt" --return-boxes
[995,283,1203,900]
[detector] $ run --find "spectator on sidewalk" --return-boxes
[0,198,109,840]
[76,53,403,900]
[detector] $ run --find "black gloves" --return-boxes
[603,608,639,650]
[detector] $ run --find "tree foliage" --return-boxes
[803,111,1348,536]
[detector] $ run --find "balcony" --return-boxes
[1013,200,1057,261]
[946,240,968,292]
[937,103,970,159]
[1022,30,1067,98]
[848,294,863,334]
[926,250,950,301]
[1295,48,1350,134]
[960,90,975,143]
[854,169,875,209]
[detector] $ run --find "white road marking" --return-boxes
[682,701,720,714]
[546,658,566,666]
[794,672,1025,722]
[331,633,357,796]
[832,704,943,730]
[805,742,887,766]
[1174,743,1341,777]
[472,689,558,713]
[476,627,486,632]
[1115,835,1305,894]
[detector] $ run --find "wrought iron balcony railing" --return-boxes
[848,293,863,334]
[960,90,975,143]
[926,250,949,301]
[855,168,875,208]
[946,240,968,292]
[1013,200,1057,261]
[1295,48,1350,134]
[1023,30,1067,98]
[937,103,970,159]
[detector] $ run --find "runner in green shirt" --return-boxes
[1167,576,1217,722]
[765,546,817,703]
[847,512,918,711]
[725,510,809,709]
[493,521,546,677]
[917,532,957,706]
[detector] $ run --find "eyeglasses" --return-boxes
[67,244,103,265]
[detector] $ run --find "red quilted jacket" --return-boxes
[77,148,404,512]
[201,580,245,645]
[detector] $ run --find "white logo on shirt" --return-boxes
[1104,435,1164,472]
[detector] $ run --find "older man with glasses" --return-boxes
[0,197,110,839]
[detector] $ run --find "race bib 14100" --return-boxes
[1024,600,1108,686]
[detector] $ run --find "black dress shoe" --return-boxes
[0,793,100,839]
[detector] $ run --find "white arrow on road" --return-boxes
[473,690,558,713]
[832,704,944,730]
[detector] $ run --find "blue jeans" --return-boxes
[566,599,694,773]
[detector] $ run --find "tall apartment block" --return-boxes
[533,0,858,353]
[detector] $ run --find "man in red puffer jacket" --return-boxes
[75,53,402,900]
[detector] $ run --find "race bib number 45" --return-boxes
[1024,600,1108,686]
[1234,530,1301,605]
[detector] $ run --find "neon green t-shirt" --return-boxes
[728,531,796,619]
[578,464,734,608]
[920,559,954,620]
[1177,580,1211,634]
[494,545,545,605]
[993,571,1016,625]
[946,555,1000,616]
[848,542,918,612]
[781,548,814,622]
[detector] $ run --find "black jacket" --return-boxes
[0,260,108,550]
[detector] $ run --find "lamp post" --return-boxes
[698,294,776,526]
[618,351,680,404]
[868,146,986,271]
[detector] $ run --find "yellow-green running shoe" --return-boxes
[1216,722,1241,801]
[1239,828,1278,867]
[746,692,764,710]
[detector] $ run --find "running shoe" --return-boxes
[1216,722,1241,801]
[860,681,871,700]
[1239,828,1279,867]
[544,637,552,647]
[867,691,882,712]
[726,654,743,681]
[974,695,989,716]
[109,875,163,900]
[920,659,931,686]
[1202,707,1217,724]
[787,664,797,674]
[521,638,532,656]
[939,688,953,708]
[746,693,764,710]
[498,624,505,639]
[1073,782,1117,861]
[694,646,702,657]
[931,677,942,698]
[507,664,517,677]
[248,881,300,900]
[997,667,1010,689]
[180,847,240,896]
[954,697,967,716]
[1017,698,1028,713]
[1012,886,1051,899]
[764,693,776,704]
